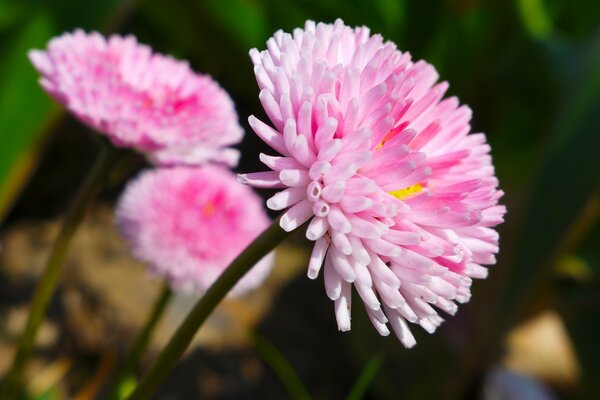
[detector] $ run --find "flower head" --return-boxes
[117,166,273,296]
[240,19,506,347]
[29,30,243,166]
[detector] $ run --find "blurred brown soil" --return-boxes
[0,205,307,397]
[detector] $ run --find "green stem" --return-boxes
[107,282,173,400]
[1,142,119,399]
[251,331,311,400]
[127,217,291,400]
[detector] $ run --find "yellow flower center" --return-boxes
[202,202,216,216]
[388,183,423,200]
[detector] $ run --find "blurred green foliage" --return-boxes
[0,0,598,398]
[0,0,122,221]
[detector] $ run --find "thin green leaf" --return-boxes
[346,353,384,400]
[0,11,56,222]
[517,0,554,40]
[251,331,312,400]
[496,30,600,327]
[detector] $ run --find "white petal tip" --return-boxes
[327,292,341,301]
[266,198,286,211]
[237,174,248,184]
[307,269,319,279]
[279,219,296,232]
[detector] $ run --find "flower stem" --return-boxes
[1,142,119,399]
[106,282,173,400]
[127,217,291,400]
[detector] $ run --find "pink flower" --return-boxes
[239,20,506,347]
[117,166,273,296]
[29,30,243,166]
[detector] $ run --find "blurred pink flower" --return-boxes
[29,30,243,166]
[240,19,506,347]
[117,166,273,296]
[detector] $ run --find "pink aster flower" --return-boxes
[29,30,243,166]
[239,19,506,347]
[117,166,273,296]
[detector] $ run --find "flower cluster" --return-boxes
[29,30,243,166]
[240,19,505,346]
[30,31,273,297]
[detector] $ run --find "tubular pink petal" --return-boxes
[384,306,416,348]
[405,296,437,317]
[368,306,389,325]
[308,237,329,279]
[461,237,499,254]
[429,276,458,299]
[390,264,432,285]
[312,200,331,217]
[306,216,329,241]
[238,172,284,188]
[308,160,332,180]
[368,253,401,289]
[395,247,436,269]
[254,64,275,93]
[364,238,402,257]
[334,282,352,331]
[466,264,489,279]
[315,117,338,148]
[419,317,441,334]
[397,302,419,323]
[353,261,373,287]
[366,309,391,336]
[283,118,298,153]
[324,259,342,300]
[249,116,288,155]
[383,230,421,245]
[327,207,352,233]
[298,101,315,151]
[259,153,304,171]
[321,181,346,203]
[347,215,386,239]
[293,134,317,166]
[435,297,458,315]
[306,181,323,202]
[259,89,283,129]
[317,138,342,161]
[356,284,380,310]
[341,127,372,152]
[280,199,313,232]
[328,248,357,282]
[374,280,405,309]
[339,195,373,213]
[267,187,305,210]
[279,169,310,187]
[331,231,353,256]
[279,94,294,123]
[347,235,371,265]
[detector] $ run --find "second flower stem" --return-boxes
[2,142,119,398]
[127,217,291,400]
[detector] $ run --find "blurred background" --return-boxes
[0,0,599,399]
